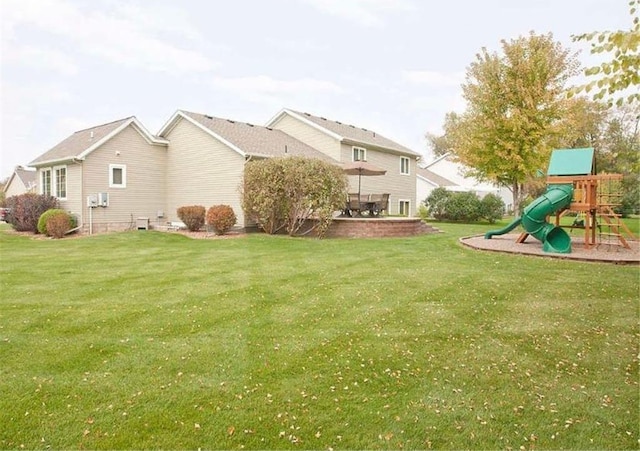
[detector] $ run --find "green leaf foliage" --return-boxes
[242,157,348,237]
[572,0,640,105]
[429,33,579,215]
[479,193,506,224]
[425,187,452,220]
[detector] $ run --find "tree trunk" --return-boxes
[512,182,521,217]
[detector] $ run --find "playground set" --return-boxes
[485,147,637,254]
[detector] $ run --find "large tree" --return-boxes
[429,33,579,214]
[598,104,640,214]
[572,0,640,106]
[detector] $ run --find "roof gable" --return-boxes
[29,117,168,167]
[417,167,457,187]
[3,167,37,194]
[267,109,420,156]
[160,110,337,162]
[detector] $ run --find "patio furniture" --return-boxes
[368,193,390,216]
[344,193,390,217]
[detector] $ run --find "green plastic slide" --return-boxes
[485,184,574,253]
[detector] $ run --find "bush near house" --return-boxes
[242,156,348,237]
[5,193,59,232]
[37,209,68,235]
[177,205,206,231]
[45,211,72,239]
[445,191,482,222]
[206,205,237,235]
[426,188,505,223]
[479,193,505,223]
[425,187,452,220]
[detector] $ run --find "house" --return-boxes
[266,109,420,216]
[156,110,335,227]
[3,166,37,198]
[28,117,169,232]
[416,167,458,205]
[418,153,512,210]
[27,108,422,232]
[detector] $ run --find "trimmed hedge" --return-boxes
[177,205,206,231]
[206,205,237,235]
[38,209,69,235]
[45,211,72,239]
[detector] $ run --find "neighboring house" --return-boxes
[266,109,420,216]
[420,153,512,210]
[416,167,458,205]
[157,110,335,227]
[3,166,37,197]
[28,117,169,232]
[27,108,423,232]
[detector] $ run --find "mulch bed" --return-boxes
[461,233,640,265]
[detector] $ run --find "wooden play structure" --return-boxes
[530,148,637,250]
[486,148,636,254]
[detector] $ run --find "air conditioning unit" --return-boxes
[97,192,109,207]
[87,194,98,207]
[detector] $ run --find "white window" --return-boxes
[399,200,410,216]
[400,157,410,175]
[109,164,126,188]
[41,169,51,196]
[54,166,67,199]
[352,146,366,162]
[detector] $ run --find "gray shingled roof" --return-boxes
[181,111,338,162]
[417,167,458,187]
[29,117,133,166]
[15,167,37,186]
[287,110,420,156]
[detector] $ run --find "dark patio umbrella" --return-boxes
[342,161,387,200]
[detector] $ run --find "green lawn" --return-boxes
[1,223,638,450]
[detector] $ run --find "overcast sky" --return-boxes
[0,0,633,179]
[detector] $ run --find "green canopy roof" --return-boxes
[547,148,595,176]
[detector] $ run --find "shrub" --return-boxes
[243,157,348,237]
[479,193,505,223]
[425,187,452,220]
[417,203,430,222]
[45,211,72,239]
[206,205,237,235]
[38,209,68,235]
[445,191,482,222]
[177,205,206,231]
[5,193,59,232]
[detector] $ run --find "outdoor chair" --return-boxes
[346,193,362,216]
[378,193,389,215]
[368,193,389,216]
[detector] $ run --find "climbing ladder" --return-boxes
[596,205,636,250]
[594,176,636,249]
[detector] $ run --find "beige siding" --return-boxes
[59,163,83,222]
[82,125,167,231]
[340,144,417,216]
[4,177,28,198]
[165,118,246,226]
[270,114,341,161]
[31,164,83,222]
